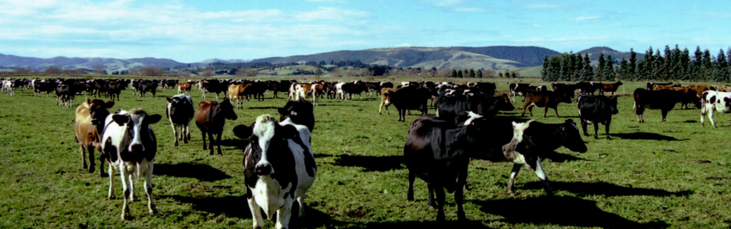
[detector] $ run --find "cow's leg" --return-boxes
[119,164,132,220]
[80,145,88,170]
[296,196,306,217]
[171,123,179,146]
[701,106,707,126]
[215,132,223,155]
[276,201,293,229]
[455,184,466,221]
[201,131,207,150]
[544,106,549,118]
[215,93,219,101]
[593,122,600,139]
[184,125,190,143]
[208,132,216,155]
[107,164,116,200]
[407,172,415,201]
[709,109,717,128]
[87,146,96,173]
[507,163,522,194]
[99,152,107,177]
[553,107,560,117]
[427,182,436,208]
[581,120,590,136]
[144,162,156,216]
[604,120,612,139]
[528,157,553,195]
[434,186,446,222]
[247,197,265,229]
[661,109,669,122]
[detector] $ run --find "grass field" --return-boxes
[0,78,730,228]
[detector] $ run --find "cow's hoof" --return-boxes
[100,172,108,178]
[174,142,178,146]
[108,195,116,200]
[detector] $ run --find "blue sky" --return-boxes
[1,0,729,63]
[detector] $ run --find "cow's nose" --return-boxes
[130,144,144,152]
[255,163,272,176]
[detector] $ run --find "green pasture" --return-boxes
[0,78,729,228]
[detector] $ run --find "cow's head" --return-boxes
[241,115,301,176]
[497,93,515,111]
[278,99,315,131]
[559,119,588,153]
[111,109,162,153]
[167,95,193,109]
[86,97,114,125]
[608,96,619,115]
[218,97,238,120]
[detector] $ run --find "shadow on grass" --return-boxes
[518,181,693,197]
[168,195,343,228]
[154,163,232,182]
[218,138,248,149]
[247,106,280,110]
[471,151,586,163]
[611,132,681,141]
[543,151,587,162]
[364,220,491,228]
[334,154,404,172]
[474,196,669,228]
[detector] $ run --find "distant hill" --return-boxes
[252,46,561,71]
[0,53,186,73]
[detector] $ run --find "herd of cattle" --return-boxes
[4,76,731,226]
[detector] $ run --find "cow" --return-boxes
[501,119,588,195]
[633,88,694,123]
[2,79,15,96]
[598,81,623,96]
[646,82,677,91]
[700,90,731,128]
[521,90,573,118]
[178,82,192,96]
[278,99,315,133]
[294,83,323,106]
[435,93,514,127]
[137,80,158,97]
[508,83,531,102]
[404,115,472,221]
[195,97,238,155]
[74,98,115,175]
[228,84,249,109]
[385,86,432,121]
[101,108,162,220]
[336,81,368,100]
[378,87,398,115]
[577,95,619,139]
[688,85,716,98]
[200,79,226,100]
[166,94,195,146]
[232,114,317,229]
[575,81,601,95]
[244,81,267,101]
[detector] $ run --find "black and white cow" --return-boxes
[700,90,731,128]
[577,95,619,139]
[501,119,587,195]
[233,114,317,229]
[278,98,315,133]
[101,108,162,220]
[166,94,195,146]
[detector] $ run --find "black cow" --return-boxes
[278,99,315,133]
[385,86,432,121]
[200,79,227,100]
[166,94,195,146]
[435,93,514,127]
[633,88,693,123]
[404,115,473,221]
[577,95,618,139]
[501,119,588,195]
[575,81,601,95]
[137,80,158,97]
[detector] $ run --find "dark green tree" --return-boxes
[596,53,605,80]
[581,53,593,81]
[604,55,614,81]
[469,69,476,78]
[541,56,550,81]
[476,69,483,78]
[702,49,713,81]
[573,53,583,81]
[451,69,457,78]
[714,49,729,82]
[619,57,629,80]
[629,48,637,80]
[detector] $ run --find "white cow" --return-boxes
[701,90,731,128]
[101,108,162,220]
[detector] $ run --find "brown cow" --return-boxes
[654,86,701,109]
[195,98,238,155]
[379,87,398,115]
[687,85,716,97]
[178,82,192,96]
[598,81,623,96]
[228,84,249,109]
[521,90,573,117]
[74,97,114,175]
[295,83,324,106]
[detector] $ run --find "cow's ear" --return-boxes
[166,97,172,103]
[233,124,252,139]
[146,114,162,124]
[104,100,115,108]
[86,97,91,105]
[112,114,129,125]
[277,107,286,115]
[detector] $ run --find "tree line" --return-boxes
[541,45,731,82]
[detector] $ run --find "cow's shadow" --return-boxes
[517,181,693,197]
[333,154,404,172]
[363,220,491,228]
[473,196,669,228]
[218,138,248,149]
[610,132,682,141]
[247,106,280,110]
[154,163,231,182]
[168,195,342,228]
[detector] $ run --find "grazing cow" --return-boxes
[386,86,432,122]
[200,80,226,100]
[598,81,623,96]
[404,115,472,221]
[508,83,531,102]
[166,94,195,146]
[101,108,162,220]
[633,88,694,123]
[74,98,115,175]
[228,84,249,109]
[577,95,619,139]
[521,90,573,117]
[233,115,317,229]
[700,90,731,128]
[278,99,315,133]
[501,119,588,195]
[195,98,238,155]
[575,81,601,95]
[178,82,192,96]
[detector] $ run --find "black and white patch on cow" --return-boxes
[166,94,195,146]
[102,108,162,220]
[235,115,317,229]
[701,90,731,128]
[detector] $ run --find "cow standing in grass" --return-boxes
[195,98,238,155]
[166,94,195,146]
[74,98,114,175]
[101,108,162,220]
[700,90,731,128]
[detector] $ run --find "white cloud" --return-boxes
[574,16,601,21]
